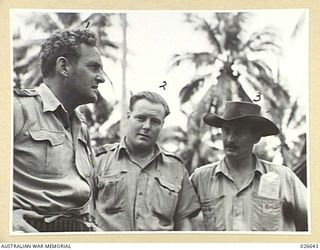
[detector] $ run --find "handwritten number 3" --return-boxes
[253,92,262,102]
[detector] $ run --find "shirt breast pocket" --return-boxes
[152,177,181,222]
[96,171,127,213]
[201,195,226,231]
[251,195,282,231]
[27,129,66,178]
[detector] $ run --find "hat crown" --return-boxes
[223,101,261,119]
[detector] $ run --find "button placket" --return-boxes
[232,196,243,230]
[134,172,146,229]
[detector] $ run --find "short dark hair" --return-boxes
[129,91,170,118]
[40,29,97,77]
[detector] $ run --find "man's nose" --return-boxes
[142,120,151,130]
[227,130,236,141]
[96,71,106,84]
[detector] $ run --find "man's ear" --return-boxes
[56,57,71,77]
[127,111,131,119]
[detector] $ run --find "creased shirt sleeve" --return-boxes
[289,169,308,231]
[174,168,201,222]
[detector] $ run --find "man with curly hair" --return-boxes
[13,29,106,232]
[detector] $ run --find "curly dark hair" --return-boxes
[40,29,97,77]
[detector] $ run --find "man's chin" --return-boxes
[89,95,98,104]
[225,151,239,158]
[138,141,152,147]
[135,140,153,150]
[90,92,99,102]
[80,94,98,105]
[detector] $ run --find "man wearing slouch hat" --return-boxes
[190,101,308,231]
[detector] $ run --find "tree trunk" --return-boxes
[120,13,128,137]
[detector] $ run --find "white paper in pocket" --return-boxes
[258,172,280,199]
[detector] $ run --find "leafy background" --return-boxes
[12,10,307,185]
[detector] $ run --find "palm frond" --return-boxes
[14,49,40,74]
[215,13,229,23]
[199,18,223,53]
[249,42,282,55]
[25,13,60,32]
[233,12,252,25]
[246,59,273,77]
[81,13,113,28]
[56,13,81,28]
[291,12,306,40]
[244,59,290,103]
[170,52,216,69]
[286,99,298,127]
[99,39,119,50]
[293,114,306,129]
[13,38,44,51]
[242,27,281,52]
[179,77,205,104]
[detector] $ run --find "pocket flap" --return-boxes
[96,170,128,187]
[29,129,65,146]
[155,177,181,192]
[201,194,225,208]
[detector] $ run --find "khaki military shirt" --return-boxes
[13,84,94,222]
[93,139,201,231]
[190,154,308,231]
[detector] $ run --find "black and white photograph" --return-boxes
[11,9,309,234]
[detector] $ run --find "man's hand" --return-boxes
[13,209,43,233]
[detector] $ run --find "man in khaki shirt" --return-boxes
[13,29,106,232]
[191,101,308,231]
[93,91,200,231]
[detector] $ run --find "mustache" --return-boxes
[224,142,239,149]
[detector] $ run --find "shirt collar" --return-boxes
[36,83,85,124]
[215,153,265,178]
[253,154,267,175]
[117,137,162,161]
[36,83,67,113]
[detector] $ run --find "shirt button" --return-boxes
[139,192,143,195]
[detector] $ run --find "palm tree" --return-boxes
[120,13,128,138]
[170,12,296,174]
[282,11,307,185]
[12,11,119,145]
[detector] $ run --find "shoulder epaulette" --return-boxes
[94,143,119,157]
[162,151,184,164]
[14,88,38,97]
